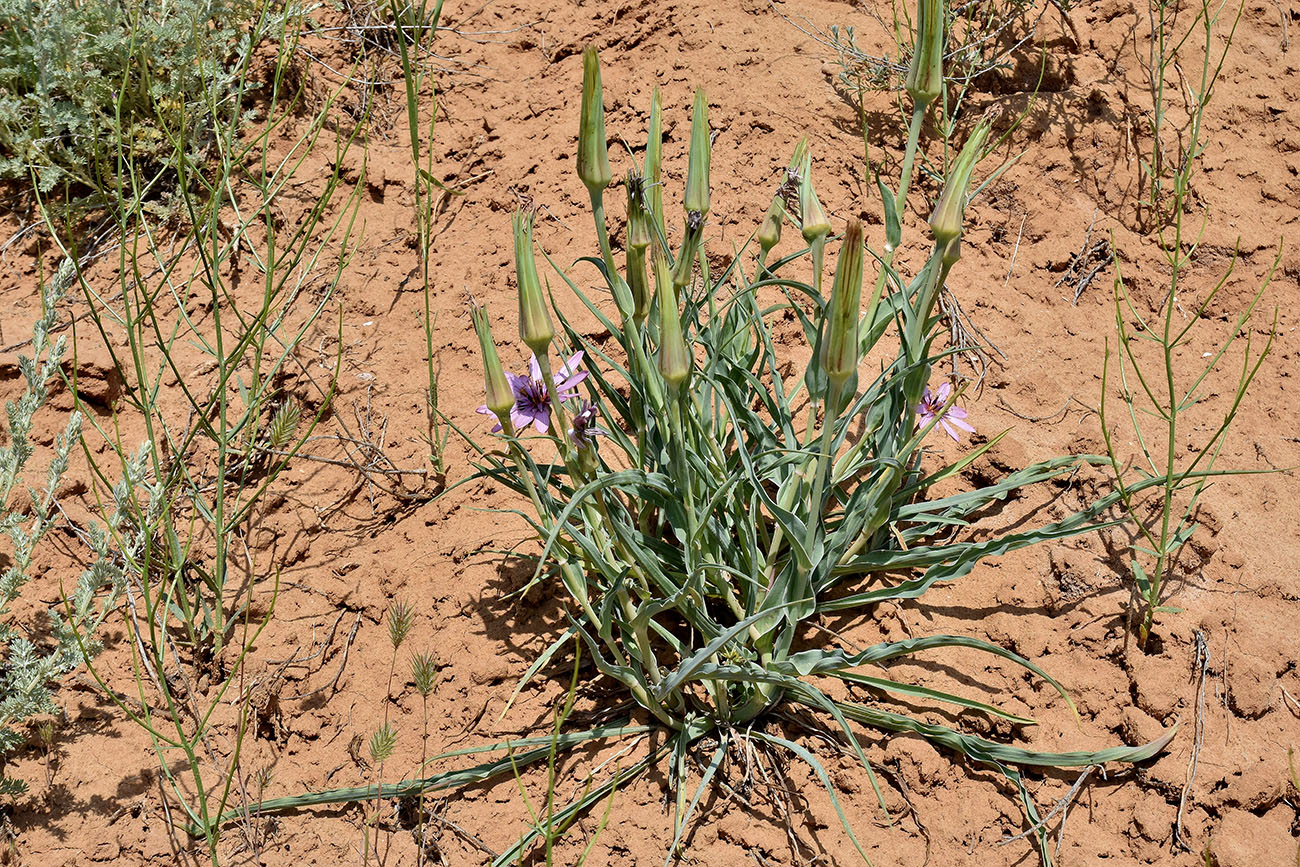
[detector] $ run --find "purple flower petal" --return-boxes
[915,380,975,442]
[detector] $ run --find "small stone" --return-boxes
[1227,654,1275,718]
[1208,755,1286,813]
[86,840,121,862]
[885,734,948,787]
[1211,807,1296,867]
[1131,792,1171,842]
[1129,651,1184,720]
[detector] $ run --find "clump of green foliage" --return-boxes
[0,0,275,207]
[197,8,1181,862]
[0,267,121,796]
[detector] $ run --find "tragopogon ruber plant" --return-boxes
[197,18,1178,865]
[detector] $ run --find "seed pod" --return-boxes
[820,219,865,388]
[799,154,831,245]
[757,195,784,257]
[577,46,612,196]
[654,249,691,390]
[905,0,945,108]
[470,300,515,431]
[928,119,991,266]
[683,89,711,218]
[513,210,554,355]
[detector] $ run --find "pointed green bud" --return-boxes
[683,89,710,217]
[627,171,652,251]
[627,174,652,324]
[905,0,945,108]
[654,249,691,390]
[513,210,554,355]
[671,218,703,290]
[757,195,784,257]
[470,300,515,432]
[628,245,650,325]
[786,136,809,176]
[799,154,831,244]
[820,219,865,387]
[577,46,612,196]
[646,89,665,236]
[928,119,991,266]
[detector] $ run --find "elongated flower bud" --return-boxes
[905,0,945,108]
[684,89,711,217]
[757,195,784,257]
[577,46,612,196]
[628,245,650,324]
[470,300,515,431]
[654,250,691,389]
[786,136,809,176]
[646,89,665,235]
[928,119,991,266]
[514,210,554,355]
[820,219,865,387]
[799,154,831,244]
[627,172,652,251]
[671,214,702,289]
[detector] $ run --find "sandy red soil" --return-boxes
[1,0,1298,864]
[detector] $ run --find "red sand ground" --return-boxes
[1,0,1298,864]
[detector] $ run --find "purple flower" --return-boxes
[567,400,608,450]
[916,381,975,442]
[477,351,588,434]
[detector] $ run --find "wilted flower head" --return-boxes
[916,382,975,442]
[567,400,608,450]
[477,351,587,434]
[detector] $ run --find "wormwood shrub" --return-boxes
[201,14,1179,864]
[0,269,121,796]
[0,0,277,207]
[825,0,1053,122]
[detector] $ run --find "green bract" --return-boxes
[471,301,515,432]
[513,209,555,355]
[905,0,946,107]
[929,118,992,264]
[576,46,613,196]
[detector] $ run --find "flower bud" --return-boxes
[799,154,831,245]
[683,89,710,217]
[928,119,990,266]
[646,89,666,235]
[626,171,653,251]
[820,219,865,388]
[786,136,809,176]
[654,249,691,389]
[577,46,612,196]
[671,214,703,290]
[628,245,650,325]
[757,195,784,257]
[905,0,945,108]
[513,210,554,355]
[470,300,515,431]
